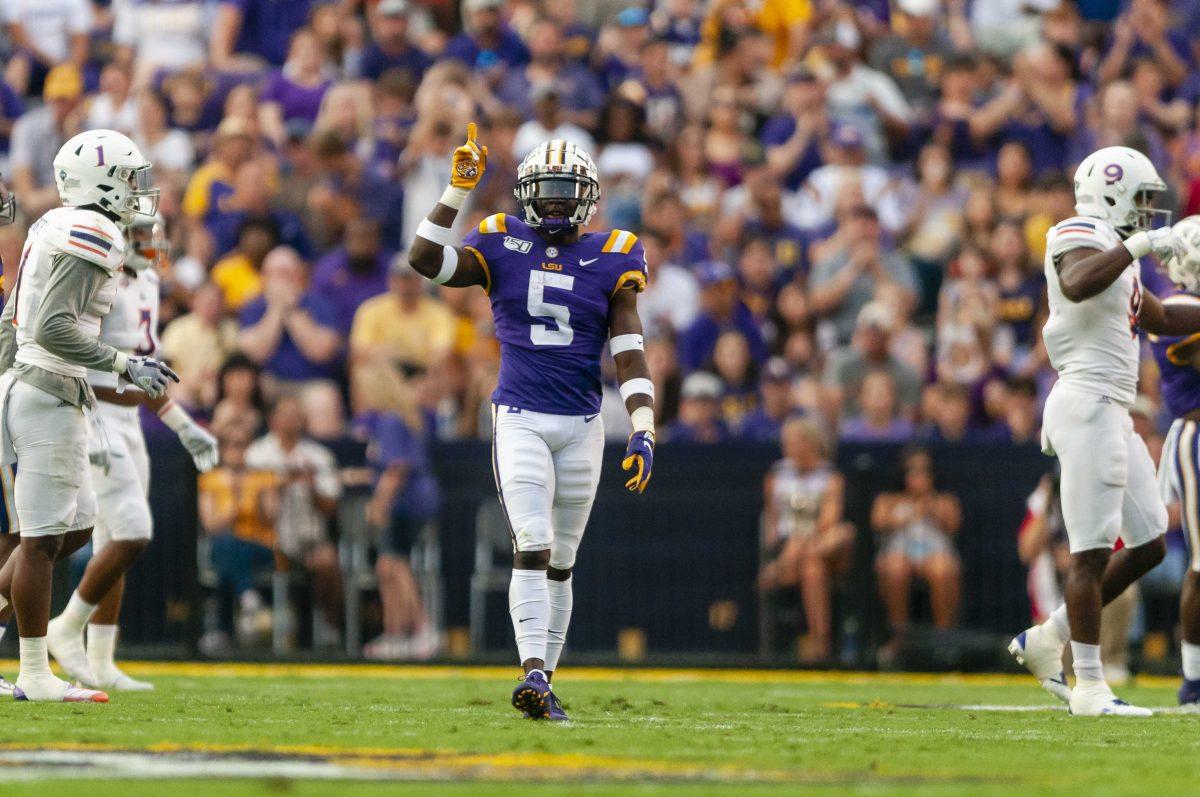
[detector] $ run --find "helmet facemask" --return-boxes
[111,163,160,223]
[1127,187,1171,233]
[516,172,598,237]
[0,181,14,226]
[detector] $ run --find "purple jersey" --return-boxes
[1150,291,1200,418]
[463,213,647,415]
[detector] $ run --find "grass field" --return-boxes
[0,662,1195,796]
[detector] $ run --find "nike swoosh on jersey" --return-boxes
[579,258,598,266]
[584,414,599,422]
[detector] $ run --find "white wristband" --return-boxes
[1123,231,1151,259]
[431,246,458,285]
[112,351,129,374]
[416,218,454,247]
[610,334,644,357]
[619,377,655,403]
[439,185,469,210]
[158,401,193,433]
[630,405,655,434]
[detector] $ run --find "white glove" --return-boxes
[179,421,220,472]
[159,402,220,472]
[1124,227,1184,264]
[122,355,179,399]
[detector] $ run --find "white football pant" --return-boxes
[91,401,152,551]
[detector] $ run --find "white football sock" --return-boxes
[1047,604,1069,644]
[1071,641,1104,685]
[509,568,549,665]
[60,593,97,634]
[88,624,119,675]
[1183,641,1200,681]
[545,576,573,674]
[18,636,53,680]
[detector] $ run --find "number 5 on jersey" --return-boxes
[528,271,574,346]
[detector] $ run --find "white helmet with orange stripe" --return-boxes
[514,139,600,235]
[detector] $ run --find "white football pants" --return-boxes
[491,404,604,570]
[91,401,152,551]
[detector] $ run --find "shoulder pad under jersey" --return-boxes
[43,207,127,275]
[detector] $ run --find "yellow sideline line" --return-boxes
[0,660,1181,688]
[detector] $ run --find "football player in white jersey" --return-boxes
[0,175,18,696]
[1008,146,1200,715]
[0,130,178,702]
[45,214,219,691]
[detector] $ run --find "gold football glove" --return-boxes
[450,122,488,190]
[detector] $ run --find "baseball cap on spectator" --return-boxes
[856,301,895,333]
[44,64,83,101]
[830,123,865,151]
[695,260,736,287]
[617,7,650,27]
[787,65,818,84]
[761,357,793,385]
[897,0,939,16]
[680,372,723,401]
[377,0,410,15]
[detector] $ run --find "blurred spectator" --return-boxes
[355,367,440,660]
[444,0,530,70]
[85,63,139,136]
[1096,0,1191,89]
[665,372,728,443]
[349,255,456,387]
[710,329,758,430]
[512,83,596,161]
[237,246,344,389]
[678,261,767,371]
[761,67,826,191]
[133,89,196,183]
[9,64,84,219]
[259,29,334,148]
[840,370,914,443]
[809,205,917,349]
[162,282,240,409]
[495,17,604,128]
[181,116,256,247]
[359,0,431,82]
[211,353,266,438]
[817,15,912,164]
[872,448,962,642]
[210,216,280,311]
[311,218,392,335]
[824,301,922,421]
[312,127,406,249]
[870,0,956,117]
[112,0,210,84]
[740,357,800,442]
[2,0,91,97]
[206,155,311,262]
[246,395,344,640]
[198,427,278,647]
[760,418,854,662]
[211,0,319,69]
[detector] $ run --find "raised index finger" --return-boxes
[466,122,478,145]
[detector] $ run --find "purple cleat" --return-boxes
[1179,677,1200,708]
[511,670,551,719]
[544,690,569,721]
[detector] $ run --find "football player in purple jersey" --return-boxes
[409,125,654,720]
[1150,215,1200,709]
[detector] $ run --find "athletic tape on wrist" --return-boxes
[1123,231,1151,259]
[619,377,655,403]
[431,246,459,285]
[630,405,655,434]
[416,218,453,247]
[159,401,193,433]
[440,185,469,210]
[609,334,644,357]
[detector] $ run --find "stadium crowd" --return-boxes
[3,0,1200,657]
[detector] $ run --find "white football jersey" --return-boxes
[1042,215,1141,406]
[88,268,160,390]
[12,207,125,378]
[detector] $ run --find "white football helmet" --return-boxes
[514,139,600,234]
[53,129,159,224]
[125,212,167,272]
[0,174,14,225]
[1073,146,1169,233]
[1170,216,1200,293]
